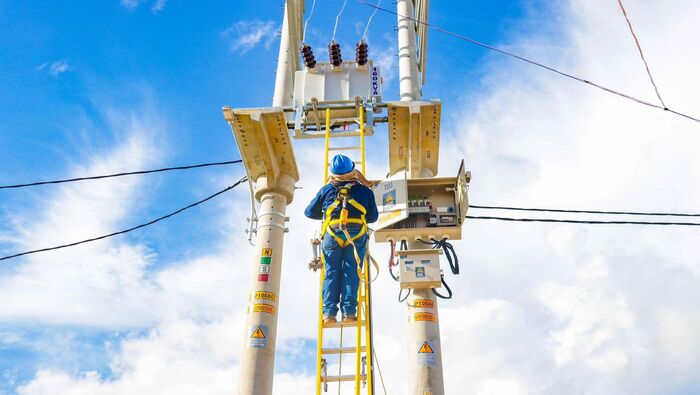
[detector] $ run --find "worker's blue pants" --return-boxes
[322,229,366,318]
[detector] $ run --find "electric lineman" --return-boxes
[223,1,470,394]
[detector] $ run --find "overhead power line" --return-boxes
[616,0,666,108]
[302,0,318,41]
[0,177,248,261]
[467,215,700,226]
[362,0,381,40]
[0,160,242,190]
[332,0,350,41]
[469,204,700,218]
[356,0,700,124]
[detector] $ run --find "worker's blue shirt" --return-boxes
[304,182,379,224]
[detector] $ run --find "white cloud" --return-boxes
[222,20,278,54]
[151,0,167,13]
[119,0,140,10]
[37,61,71,76]
[120,0,167,13]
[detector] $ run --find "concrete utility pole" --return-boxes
[237,3,296,394]
[396,1,445,394]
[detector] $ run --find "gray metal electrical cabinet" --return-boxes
[397,249,442,289]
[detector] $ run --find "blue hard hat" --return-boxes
[330,154,355,175]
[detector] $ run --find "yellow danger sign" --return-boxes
[254,291,277,302]
[251,326,266,339]
[414,312,438,323]
[252,303,276,314]
[413,299,436,309]
[418,341,434,354]
[261,248,273,257]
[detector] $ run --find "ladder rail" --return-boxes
[360,107,366,175]
[316,253,326,395]
[317,104,374,395]
[364,255,375,393]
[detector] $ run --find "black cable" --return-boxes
[356,0,700,124]
[0,160,242,190]
[432,274,453,299]
[466,215,700,226]
[0,176,248,261]
[388,240,399,282]
[417,238,459,275]
[398,288,411,303]
[470,204,700,218]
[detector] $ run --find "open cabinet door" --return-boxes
[456,159,471,223]
[372,171,408,230]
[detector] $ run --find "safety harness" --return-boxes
[320,183,368,265]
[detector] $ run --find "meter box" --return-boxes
[372,160,471,243]
[397,249,442,289]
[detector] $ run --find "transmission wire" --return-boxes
[0,176,248,261]
[616,0,666,108]
[361,0,381,40]
[355,0,700,124]
[332,0,349,41]
[467,215,700,226]
[0,160,241,190]
[302,0,318,42]
[469,204,700,218]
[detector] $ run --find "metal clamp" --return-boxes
[257,211,290,221]
[256,222,289,232]
[245,215,259,242]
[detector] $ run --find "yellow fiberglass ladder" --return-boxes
[315,108,375,395]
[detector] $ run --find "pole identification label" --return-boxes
[414,312,438,323]
[252,303,276,314]
[412,299,435,309]
[253,291,277,302]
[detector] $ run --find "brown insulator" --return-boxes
[328,41,342,67]
[300,44,316,68]
[355,41,368,66]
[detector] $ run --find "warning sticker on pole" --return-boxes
[417,340,436,366]
[261,248,273,257]
[412,299,436,309]
[258,274,269,282]
[248,325,269,348]
[252,303,276,315]
[253,291,277,302]
[259,265,270,274]
[414,312,438,323]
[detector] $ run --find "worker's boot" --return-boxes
[342,314,357,323]
[323,315,337,324]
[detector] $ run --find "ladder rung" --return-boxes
[321,346,367,355]
[321,374,367,383]
[328,146,362,151]
[322,320,366,329]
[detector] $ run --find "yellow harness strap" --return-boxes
[319,184,368,264]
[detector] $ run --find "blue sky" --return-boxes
[0,0,539,259]
[2,1,700,394]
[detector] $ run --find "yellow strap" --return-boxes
[320,199,341,236]
[347,198,366,215]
